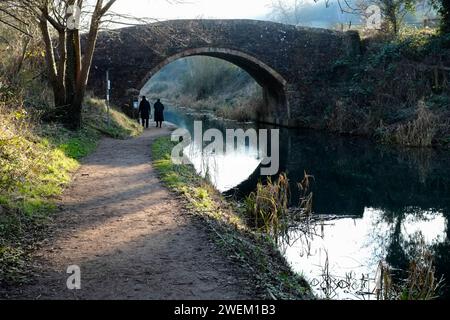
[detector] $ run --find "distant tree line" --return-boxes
[270,0,450,34]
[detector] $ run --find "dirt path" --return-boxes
[3,127,255,300]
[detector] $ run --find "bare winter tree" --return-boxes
[0,0,121,129]
[270,0,305,25]
[270,0,422,34]
[0,0,183,129]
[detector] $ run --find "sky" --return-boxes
[87,0,432,29]
[111,0,276,21]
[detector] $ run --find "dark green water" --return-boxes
[165,107,450,300]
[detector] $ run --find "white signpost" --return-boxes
[106,70,111,126]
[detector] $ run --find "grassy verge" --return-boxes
[0,99,142,285]
[83,96,143,139]
[151,137,312,300]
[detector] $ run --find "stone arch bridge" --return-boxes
[89,19,361,127]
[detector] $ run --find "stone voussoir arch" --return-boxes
[139,47,290,119]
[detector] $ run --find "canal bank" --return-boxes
[151,135,313,300]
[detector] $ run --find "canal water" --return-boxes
[165,106,450,300]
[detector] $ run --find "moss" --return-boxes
[151,136,312,300]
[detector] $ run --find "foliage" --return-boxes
[0,103,80,284]
[0,25,51,114]
[143,56,263,123]
[180,57,252,99]
[378,100,438,147]
[430,0,450,33]
[214,95,264,122]
[0,0,119,130]
[372,0,420,35]
[321,27,450,147]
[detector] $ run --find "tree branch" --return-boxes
[100,0,117,16]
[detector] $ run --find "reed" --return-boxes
[297,171,315,217]
[375,241,444,300]
[244,173,290,241]
[244,171,316,244]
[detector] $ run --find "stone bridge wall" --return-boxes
[88,19,361,127]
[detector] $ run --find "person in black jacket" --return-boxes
[139,96,151,129]
[154,99,165,128]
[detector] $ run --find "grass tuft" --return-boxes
[84,96,143,139]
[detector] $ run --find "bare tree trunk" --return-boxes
[15,37,30,75]
[64,31,78,129]
[39,17,66,110]
[68,1,105,129]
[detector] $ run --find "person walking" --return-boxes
[154,99,165,128]
[139,96,151,129]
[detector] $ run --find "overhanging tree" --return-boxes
[1,0,183,130]
[0,0,117,129]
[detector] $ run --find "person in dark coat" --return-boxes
[139,96,151,129]
[154,99,165,128]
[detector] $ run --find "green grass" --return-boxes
[84,96,143,139]
[0,99,142,285]
[0,123,81,283]
[152,138,200,189]
[151,137,312,300]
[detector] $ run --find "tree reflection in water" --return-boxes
[279,209,447,300]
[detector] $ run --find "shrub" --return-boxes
[392,101,438,147]
[215,94,263,122]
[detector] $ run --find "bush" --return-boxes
[215,94,264,122]
[378,101,438,147]
[393,102,438,147]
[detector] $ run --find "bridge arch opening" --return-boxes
[139,48,290,123]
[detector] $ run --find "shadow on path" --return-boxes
[1,127,255,300]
